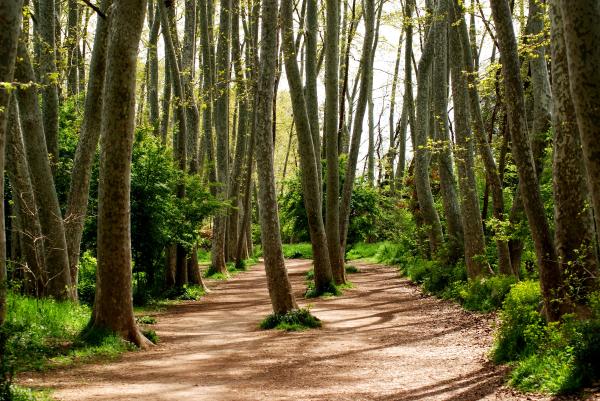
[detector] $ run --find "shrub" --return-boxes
[259,308,321,331]
[282,243,313,259]
[457,275,517,312]
[77,251,97,305]
[493,280,544,363]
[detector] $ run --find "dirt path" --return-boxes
[22,260,593,400]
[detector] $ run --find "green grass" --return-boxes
[345,242,387,261]
[281,243,313,259]
[259,308,322,331]
[7,386,54,401]
[1,293,133,375]
[136,315,157,325]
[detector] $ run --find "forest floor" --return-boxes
[20,260,598,401]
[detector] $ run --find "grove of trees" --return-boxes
[0,0,599,396]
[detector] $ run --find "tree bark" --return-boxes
[36,0,60,165]
[558,0,600,241]
[0,0,23,324]
[449,11,490,279]
[451,0,513,276]
[210,0,232,275]
[65,0,112,293]
[90,0,151,347]
[433,0,463,259]
[339,0,376,252]
[324,0,344,284]
[15,42,73,300]
[490,0,563,321]
[282,0,334,293]
[255,0,298,314]
[6,101,47,296]
[549,1,599,304]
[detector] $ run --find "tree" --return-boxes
[324,0,344,284]
[89,0,151,346]
[210,0,232,275]
[65,0,112,292]
[255,0,297,314]
[558,0,600,239]
[15,41,73,300]
[549,1,599,305]
[0,0,23,325]
[490,0,563,321]
[281,0,334,293]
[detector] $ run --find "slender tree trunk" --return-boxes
[90,0,151,347]
[305,0,322,196]
[15,42,73,300]
[160,57,172,145]
[36,0,60,165]
[66,0,80,96]
[433,0,463,259]
[255,0,297,313]
[324,0,344,283]
[339,0,376,252]
[395,0,415,190]
[388,31,403,190]
[451,0,513,276]
[0,0,23,324]
[413,17,444,254]
[210,0,232,275]
[550,2,599,304]
[490,0,563,321]
[7,102,47,296]
[282,0,334,293]
[558,0,600,239]
[147,0,160,135]
[449,13,490,279]
[64,0,112,293]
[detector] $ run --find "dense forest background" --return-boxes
[0,0,599,398]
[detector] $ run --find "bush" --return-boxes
[77,251,97,305]
[259,308,322,331]
[457,275,517,312]
[492,280,544,363]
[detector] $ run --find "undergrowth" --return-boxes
[259,308,321,331]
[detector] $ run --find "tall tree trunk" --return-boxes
[281,0,334,293]
[90,0,151,347]
[451,0,513,276]
[160,0,190,287]
[255,0,297,313]
[448,12,490,279]
[490,0,563,321]
[413,16,444,254]
[147,0,160,135]
[36,0,60,165]
[550,2,599,305]
[15,42,73,300]
[433,0,463,259]
[339,0,376,252]
[160,57,172,145]
[324,0,344,284]
[64,0,112,292]
[182,0,200,173]
[66,0,80,96]
[210,0,232,275]
[395,0,415,190]
[388,31,403,191]
[305,0,322,196]
[7,102,47,296]
[558,0,600,240]
[0,0,23,324]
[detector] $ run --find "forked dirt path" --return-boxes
[22,260,593,400]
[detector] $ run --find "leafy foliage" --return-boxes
[259,308,322,331]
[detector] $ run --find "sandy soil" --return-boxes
[21,260,599,400]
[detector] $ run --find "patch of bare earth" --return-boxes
[20,260,599,400]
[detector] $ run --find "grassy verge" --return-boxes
[303,268,355,298]
[346,241,600,395]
